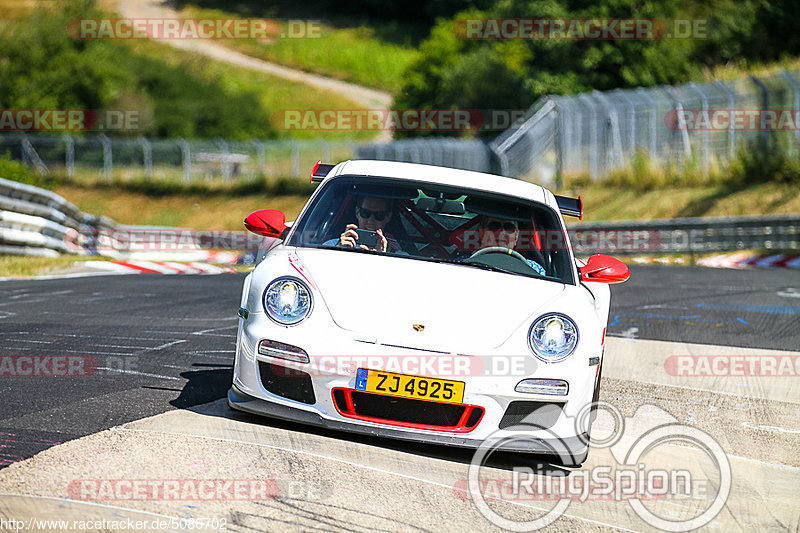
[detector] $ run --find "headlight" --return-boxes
[263,277,312,325]
[528,314,579,362]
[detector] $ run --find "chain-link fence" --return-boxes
[491,70,800,185]
[1,133,496,181]
[7,69,799,185]
[355,138,492,173]
[0,134,362,183]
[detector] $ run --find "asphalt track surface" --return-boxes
[0,265,798,531]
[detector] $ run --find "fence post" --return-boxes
[252,139,266,175]
[748,74,770,152]
[320,139,331,163]
[781,71,800,158]
[98,134,112,181]
[578,94,598,180]
[215,138,231,182]
[614,89,636,157]
[715,81,737,159]
[635,87,658,161]
[290,140,300,178]
[63,133,74,178]
[139,136,153,180]
[20,133,49,175]
[552,98,564,188]
[178,138,191,183]
[664,86,692,166]
[592,90,623,175]
[688,82,710,174]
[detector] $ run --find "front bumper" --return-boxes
[229,384,588,455]
[232,279,601,457]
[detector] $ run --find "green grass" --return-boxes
[0,255,96,278]
[179,5,418,92]
[51,183,310,229]
[1,0,379,141]
[557,181,800,223]
[112,39,378,141]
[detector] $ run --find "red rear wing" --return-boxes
[310,160,335,183]
[554,195,583,219]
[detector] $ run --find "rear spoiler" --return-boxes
[554,195,583,219]
[310,160,335,183]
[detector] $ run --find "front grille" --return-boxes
[258,362,316,404]
[351,391,465,426]
[499,401,564,429]
[332,388,484,432]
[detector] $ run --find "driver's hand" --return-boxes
[377,229,389,253]
[339,224,358,248]
[358,228,388,252]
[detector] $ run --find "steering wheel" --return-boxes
[468,247,528,263]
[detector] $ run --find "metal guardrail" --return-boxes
[569,214,800,255]
[0,176,116,256]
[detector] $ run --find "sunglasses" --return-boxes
[357,206,390,221]
[486,221,518,232]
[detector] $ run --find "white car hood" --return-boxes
[294,247,566,352]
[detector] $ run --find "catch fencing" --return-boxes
[491,70,800,184]
[0,135,359,183]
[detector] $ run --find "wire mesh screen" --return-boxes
[490,70,800,183]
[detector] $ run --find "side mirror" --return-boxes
[244,209,287,238]
[579,254,630,284]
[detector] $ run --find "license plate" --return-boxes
[355,368,465,404]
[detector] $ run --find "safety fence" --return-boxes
[0,135,359,183]
[491,70,800,184]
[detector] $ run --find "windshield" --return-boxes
[286,175,575,284]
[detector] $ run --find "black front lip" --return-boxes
[227,384,587,455]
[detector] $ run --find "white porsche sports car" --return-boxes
[229,160,629,466]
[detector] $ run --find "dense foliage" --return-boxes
[0,0,276,139]
[394,0,800,137]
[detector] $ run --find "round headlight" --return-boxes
[263,277,312,325]
[528,314,579,363]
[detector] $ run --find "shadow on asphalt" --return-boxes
[169,364,232,409]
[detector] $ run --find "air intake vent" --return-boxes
[258,362,316,404]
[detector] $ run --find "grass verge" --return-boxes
[0,255,96,278]
[179,5,418,92]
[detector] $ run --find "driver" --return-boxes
[475,216,546,275]
[335,196,398,252]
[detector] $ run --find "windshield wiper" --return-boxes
[460,260,521,276]
[422,256,520,276]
